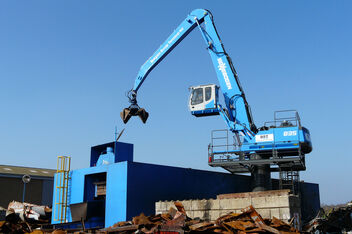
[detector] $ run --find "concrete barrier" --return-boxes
[156,189,300,222]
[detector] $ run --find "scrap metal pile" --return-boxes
[102,202,299,233]
[0,201,52,233]
[304,205,352,233]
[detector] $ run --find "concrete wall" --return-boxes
[156,190,301,222]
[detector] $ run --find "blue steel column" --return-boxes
[105,162,128,227]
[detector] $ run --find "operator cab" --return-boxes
[189,84,220,117]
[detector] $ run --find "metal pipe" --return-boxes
[22,183,26,202]
[250,154,272,191]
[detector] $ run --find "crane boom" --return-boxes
[122,9,256,141]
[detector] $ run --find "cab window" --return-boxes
[191,88,203,105]
[205,87,212,101]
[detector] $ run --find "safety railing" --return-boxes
[208,131,304,169]
[209,141,301,161]
[210,129,234,153]
[264,110,301,128]
[210,129,301,153]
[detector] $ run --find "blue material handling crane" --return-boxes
[121,9,312,191]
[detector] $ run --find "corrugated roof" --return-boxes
[0,165,56,177]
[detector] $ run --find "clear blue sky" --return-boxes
[1,1,351,204]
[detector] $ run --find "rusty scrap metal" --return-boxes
[174,202,186,216]
[102,202,301,234]
[270,217,298,232]
[223,220,256,232]
[0,200,303,233]
[303,205,352,233]
[240,205,281,234]
[102,224,139,233]
[51,230,67,234]
[188,221,214,231]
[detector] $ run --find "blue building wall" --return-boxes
[52,162,129,228]
[126,162,252,219]
[105,162,128,227]
[90,142,133,167]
